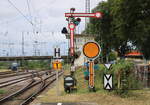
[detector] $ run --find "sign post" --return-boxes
[89,60,94,88]
[52,60,62,96]
[83,41,101,91]
[52,47,62,96]
[56,70,59,96]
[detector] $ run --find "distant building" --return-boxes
[65,34,95,66]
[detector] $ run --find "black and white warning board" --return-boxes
[104,63,112,70]
[53,47,61,59]
[104,74,113,90]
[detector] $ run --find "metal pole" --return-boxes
[56,70,59,96]
[70,28,75,56]
[89,59,95,91]
[22,31,25,56]
[22,31,25,69]
[85,0,90,33]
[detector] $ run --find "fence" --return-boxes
[135,64,150,88]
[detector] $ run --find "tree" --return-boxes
[85,0,150,59]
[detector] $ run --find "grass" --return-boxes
[74,68,89,93]
[30,63,150,105]
[33,78,150,105]
[0,89,6,94]
[0,69,10,72]
[73,64,105,94]
[0,60,51,70]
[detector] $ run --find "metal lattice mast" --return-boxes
[85,0,90,33]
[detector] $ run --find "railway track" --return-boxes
[0,70,50,79]
[0,70,63,105]
[0,78,30,88]
[0,71,13,75]
[0,70,35,76]
[20,71,63,105]
[0,70,51,88]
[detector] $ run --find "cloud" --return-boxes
[0,0,17,19]
[0,0,103,56]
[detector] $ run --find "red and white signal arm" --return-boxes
[95,12,103,18]
[65,12,103,18]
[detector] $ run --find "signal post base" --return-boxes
[89,87,96,92]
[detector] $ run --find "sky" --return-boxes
[0,0,102,56]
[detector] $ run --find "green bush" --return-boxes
[0,62,11,69]
[23,60,51,70]
[99,60,141,96]
[73,60,140,97]
[108,51,117,61]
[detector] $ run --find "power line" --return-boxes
[26,0,32,21]
[0,14,34,25]
[26,0,38,33]
[7,0,34,26]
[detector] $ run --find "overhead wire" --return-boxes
[26,0,41,35]
[26,0,32,22]
[0,0,34,25]
[26,0,38,35]
[7,0,34,26]
[5,0,61,56]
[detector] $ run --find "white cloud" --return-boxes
[0,0,103,56]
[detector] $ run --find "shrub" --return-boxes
[108,51,117,61]
[99,60,141,96]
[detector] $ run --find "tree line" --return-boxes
[85,0,150,59]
